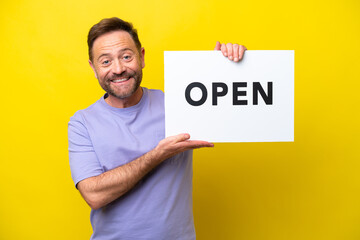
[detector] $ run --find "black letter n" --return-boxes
[253,82,273,105]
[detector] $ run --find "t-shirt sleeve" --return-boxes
[68,112,104,188]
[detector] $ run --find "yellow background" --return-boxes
[1,0,359,239]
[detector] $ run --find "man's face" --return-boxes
[89,30,145,100]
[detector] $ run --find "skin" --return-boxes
[79,30,246,210]
[214,41,247,62]
[89,31,145,108]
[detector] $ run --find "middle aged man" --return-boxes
[68,17,246,239]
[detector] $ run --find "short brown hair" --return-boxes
[87,17,142,61]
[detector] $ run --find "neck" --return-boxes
[105,87,143,108]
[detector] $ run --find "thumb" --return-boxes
[174,133,190,143]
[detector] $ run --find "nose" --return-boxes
[112,59,125,75]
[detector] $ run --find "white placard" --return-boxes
[164,50,294,142]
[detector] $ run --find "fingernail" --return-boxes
[229,56,233,60]
[234,57,238,61]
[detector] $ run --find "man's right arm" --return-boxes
[77,133,213,210]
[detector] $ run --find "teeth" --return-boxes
[112,78,129,83]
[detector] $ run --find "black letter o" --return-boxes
[185,82,207,106]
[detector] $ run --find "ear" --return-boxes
[88,60,98,79]
[140,47,145,68]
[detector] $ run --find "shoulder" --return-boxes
[69,96,104,126]
[141,88,165,114]
[144,88,164,102]
[70,95,106,118]
[143,88,164,108]
[147,88,164,97]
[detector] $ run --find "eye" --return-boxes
[102,60,110,65]
[123,55,132,61]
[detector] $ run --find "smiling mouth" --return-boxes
[111,77,131,83]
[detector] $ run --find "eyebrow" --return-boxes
[96,48,135,62]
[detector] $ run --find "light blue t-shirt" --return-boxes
[68,88,195,240]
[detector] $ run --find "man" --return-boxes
[68,17,246,239]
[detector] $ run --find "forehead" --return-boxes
[92,30,137,57]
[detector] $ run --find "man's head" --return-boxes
[88,17,142,61]
[88,18,145,106]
